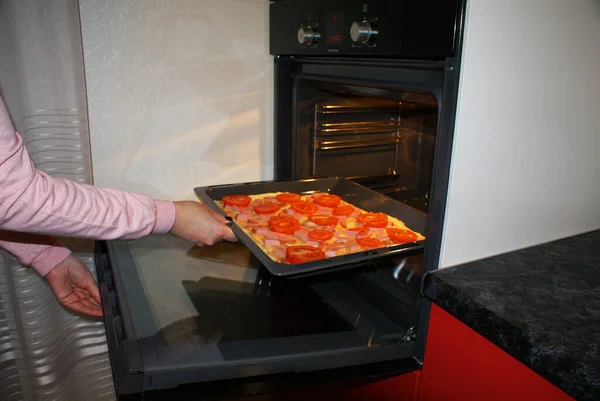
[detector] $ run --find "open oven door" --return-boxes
[96,235,425,400]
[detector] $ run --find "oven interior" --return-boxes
[293,79,439,214]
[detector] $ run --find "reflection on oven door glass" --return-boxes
[126,235,423,366]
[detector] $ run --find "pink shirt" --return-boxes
[0,95,176,276]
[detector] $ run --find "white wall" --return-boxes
[439,0,600,268]
[79,0,273,201]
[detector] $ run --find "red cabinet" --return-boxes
[416,304,574,401]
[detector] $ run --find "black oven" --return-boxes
[272,0,465,357]
[96,1,466,400]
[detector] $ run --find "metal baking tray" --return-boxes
[194,177,427,277]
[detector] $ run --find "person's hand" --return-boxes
[46,254,102,317]
[170,201,237,246]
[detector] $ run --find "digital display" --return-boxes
[326,11,344,46]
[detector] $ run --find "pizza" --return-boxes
[216,192,425,265]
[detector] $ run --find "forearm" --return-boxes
[0,160,175,239]
[0,96,176,240]
[0,231,71,276]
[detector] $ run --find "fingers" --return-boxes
[209,208,236,242]
[71,288,102,317]
[86,276,102,305]
[201,226,237,246]
[81,297,102,310]
[208,207,228,224]
[64,298,103,317]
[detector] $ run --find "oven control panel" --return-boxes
[270,0,459,58]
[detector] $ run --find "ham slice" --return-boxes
[260,213,275,222]
[325,250,337,258]
[237,212,251,222]
[296,231,309,241]
[374,231,389,239]
[307,241,320,248]
[326,242,346,251]
[272,246,286,260]
[316,206,331,214]
[264,239,281,246]
[346,240,360,252]
[279,236,298,245]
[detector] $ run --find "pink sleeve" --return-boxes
[0,96,176,264]
[0,232,71,277]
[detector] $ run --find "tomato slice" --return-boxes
[387,228,419,244]
[357,213,388,228]
[291,201,318,215]
[357,237,384,249]
[253,202,281,214]
[276,193,302,204]
[313,194,341,208]
[332,204,354,216]
[222,194,251,208]
[285,246,325,264]
[309,215,339,226]
[269,215,300,235]
[308,230,333,241]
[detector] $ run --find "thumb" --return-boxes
[223,225,237,242]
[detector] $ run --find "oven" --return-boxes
[272,0,463,225]
[272,0,464,353]
[96,1,466,399]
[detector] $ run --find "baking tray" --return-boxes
[194,177,427,277]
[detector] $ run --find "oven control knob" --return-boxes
[297,26,320,45]
[350,20,378,44]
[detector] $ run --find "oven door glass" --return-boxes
[293,79,439,213]
[98,234,423,395]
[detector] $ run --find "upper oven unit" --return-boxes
[270,0,460,59]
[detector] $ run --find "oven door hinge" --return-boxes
[400,325,418,343]
[413,356,423,368]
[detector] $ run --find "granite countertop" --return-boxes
[422,230,600,401]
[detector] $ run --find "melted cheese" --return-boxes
[216,191,425,263]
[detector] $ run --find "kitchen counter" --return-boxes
[422,230,600,401]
